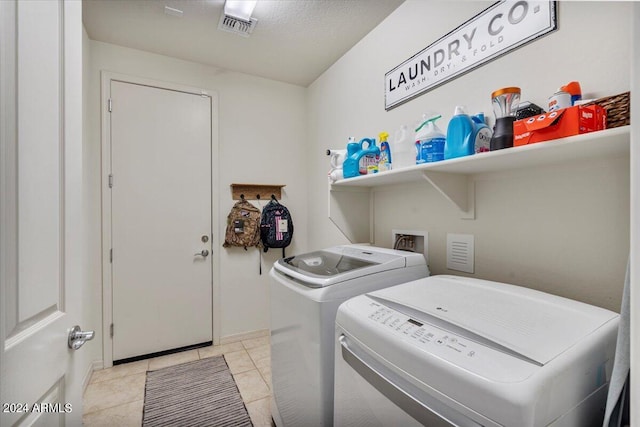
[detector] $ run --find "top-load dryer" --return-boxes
[334,275,620,427]
[270,245,429,426]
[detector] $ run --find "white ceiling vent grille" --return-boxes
[218,14,257,37]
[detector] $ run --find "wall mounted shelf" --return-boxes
[329,126,630,242]
[230,183,285,200]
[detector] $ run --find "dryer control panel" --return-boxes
[349,298,540,383]
[369,305,480,357]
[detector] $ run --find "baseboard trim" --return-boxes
[83,360,103,393]
[220,329,269,345]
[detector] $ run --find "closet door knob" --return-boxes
[68,326,95,350]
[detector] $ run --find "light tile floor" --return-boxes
[83,336,273,426]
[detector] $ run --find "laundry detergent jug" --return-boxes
[392,125,414,169]
[415,115,446,164]
[342,138,380,178]
[445,106,474,160]
[445,106,493,159]
[472,113,493,153]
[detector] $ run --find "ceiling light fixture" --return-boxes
[218,0,258,37]
[223,0,257,22]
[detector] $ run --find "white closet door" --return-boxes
[1,1,86,425]
[109,80,213,361]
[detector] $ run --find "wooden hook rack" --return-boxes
[230,183,286,201]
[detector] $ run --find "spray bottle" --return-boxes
[378,132,392,171]
[326,148,347,183]
[415,114,446,164]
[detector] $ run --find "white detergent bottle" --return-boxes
[392,125,415,169]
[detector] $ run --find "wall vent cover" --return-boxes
[218,14,257,37]
[446,233,474,274]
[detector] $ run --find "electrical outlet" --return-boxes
[392,229,428,264]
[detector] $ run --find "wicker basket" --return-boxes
[583,91,630,128]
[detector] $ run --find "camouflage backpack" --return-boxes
[222,198,261,249]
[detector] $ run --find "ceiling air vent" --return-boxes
[218,14,257,37]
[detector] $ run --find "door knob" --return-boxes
[68,325,95,350]
[195,249,209,257]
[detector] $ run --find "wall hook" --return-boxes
[230,184,286,200]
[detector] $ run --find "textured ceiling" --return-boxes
[83,0,405,87]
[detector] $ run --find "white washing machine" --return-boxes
[270,245,429,427]
[334,275,619,427]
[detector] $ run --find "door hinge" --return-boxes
[108,98,112,112]
[110,323,114,338]
[108,174,113,188]
[110,248,113,263]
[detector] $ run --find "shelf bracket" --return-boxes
[328,182,372,244]
[421,171,475,219]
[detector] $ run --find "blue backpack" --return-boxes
[260,197,293,257]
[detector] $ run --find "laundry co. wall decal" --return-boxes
[385,1,558,110]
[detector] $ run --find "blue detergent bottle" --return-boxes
[342,138,380,178]
[415,115,446,164]
[342,137,360,178]
[445,106,475,160]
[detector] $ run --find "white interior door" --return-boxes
[109,80,213,361]
[1,1,86,425]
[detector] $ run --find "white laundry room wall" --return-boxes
[81,26,103,378]
[630,4,639,421]
[85,39,308,345]
[307,0,632,312]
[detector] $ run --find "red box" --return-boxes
[513,105,606,146]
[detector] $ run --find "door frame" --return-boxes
[100,72,220,368]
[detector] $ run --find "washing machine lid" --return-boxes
[274,245,415,288]
[367,275,618,365]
